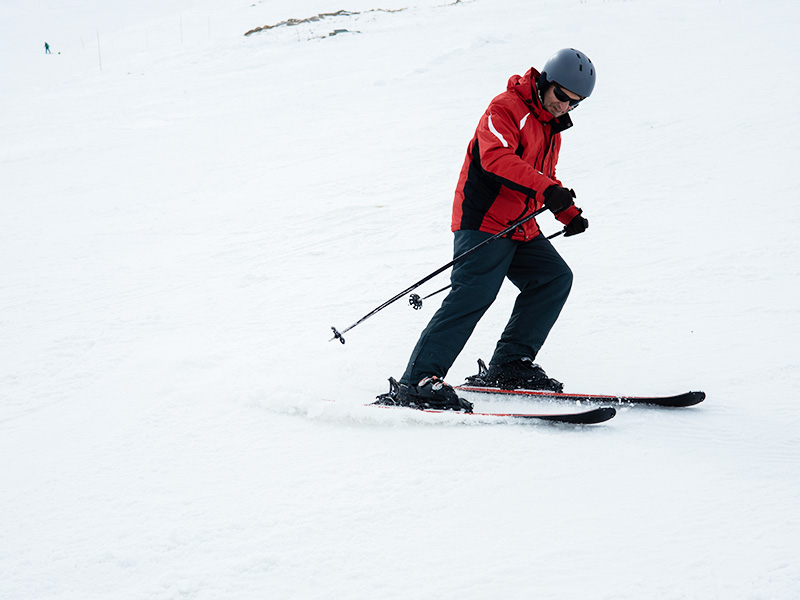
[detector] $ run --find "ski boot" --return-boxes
[464,358,564,392]
[375,377,473,413]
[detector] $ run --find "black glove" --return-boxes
[563,210,589,237]
[543,186,576,214]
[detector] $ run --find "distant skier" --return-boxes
[44,42,51,54]
[379,49,596,412]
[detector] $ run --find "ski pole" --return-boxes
[408,229,566,310]
[408,227,566,309]
[330,207,548,344]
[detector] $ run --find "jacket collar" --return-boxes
[508,67,573,134]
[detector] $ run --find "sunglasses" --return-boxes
[552,84,583,107]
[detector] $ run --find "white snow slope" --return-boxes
[2,0,799,598]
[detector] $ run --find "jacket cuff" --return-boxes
[555,205,580,225]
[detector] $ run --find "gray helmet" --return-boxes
[540,48,596,98]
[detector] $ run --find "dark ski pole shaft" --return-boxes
[330,207,548,344]
[409,227,566,309]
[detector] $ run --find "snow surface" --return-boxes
[2,0,799,598]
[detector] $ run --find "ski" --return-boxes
[369,402,616,424]
[455,385,705,408]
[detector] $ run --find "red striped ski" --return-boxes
[455,385,705,408]
[369,402,616,424]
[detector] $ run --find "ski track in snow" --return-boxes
[2,0,800,598]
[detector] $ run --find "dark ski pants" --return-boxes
[400,230,573,386]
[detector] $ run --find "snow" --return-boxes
[1,0,799,598]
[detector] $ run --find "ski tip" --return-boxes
[534,406,616,425]
[654,390,706,407]
[685,391,706,406]
[583,405,616,424]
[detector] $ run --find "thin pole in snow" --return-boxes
[96,30,102,71]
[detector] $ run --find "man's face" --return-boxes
[542,83,583,118]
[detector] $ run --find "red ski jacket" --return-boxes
[451,68,580,241]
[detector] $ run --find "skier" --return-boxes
[380,48,596,412]
[44,42,51,54]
